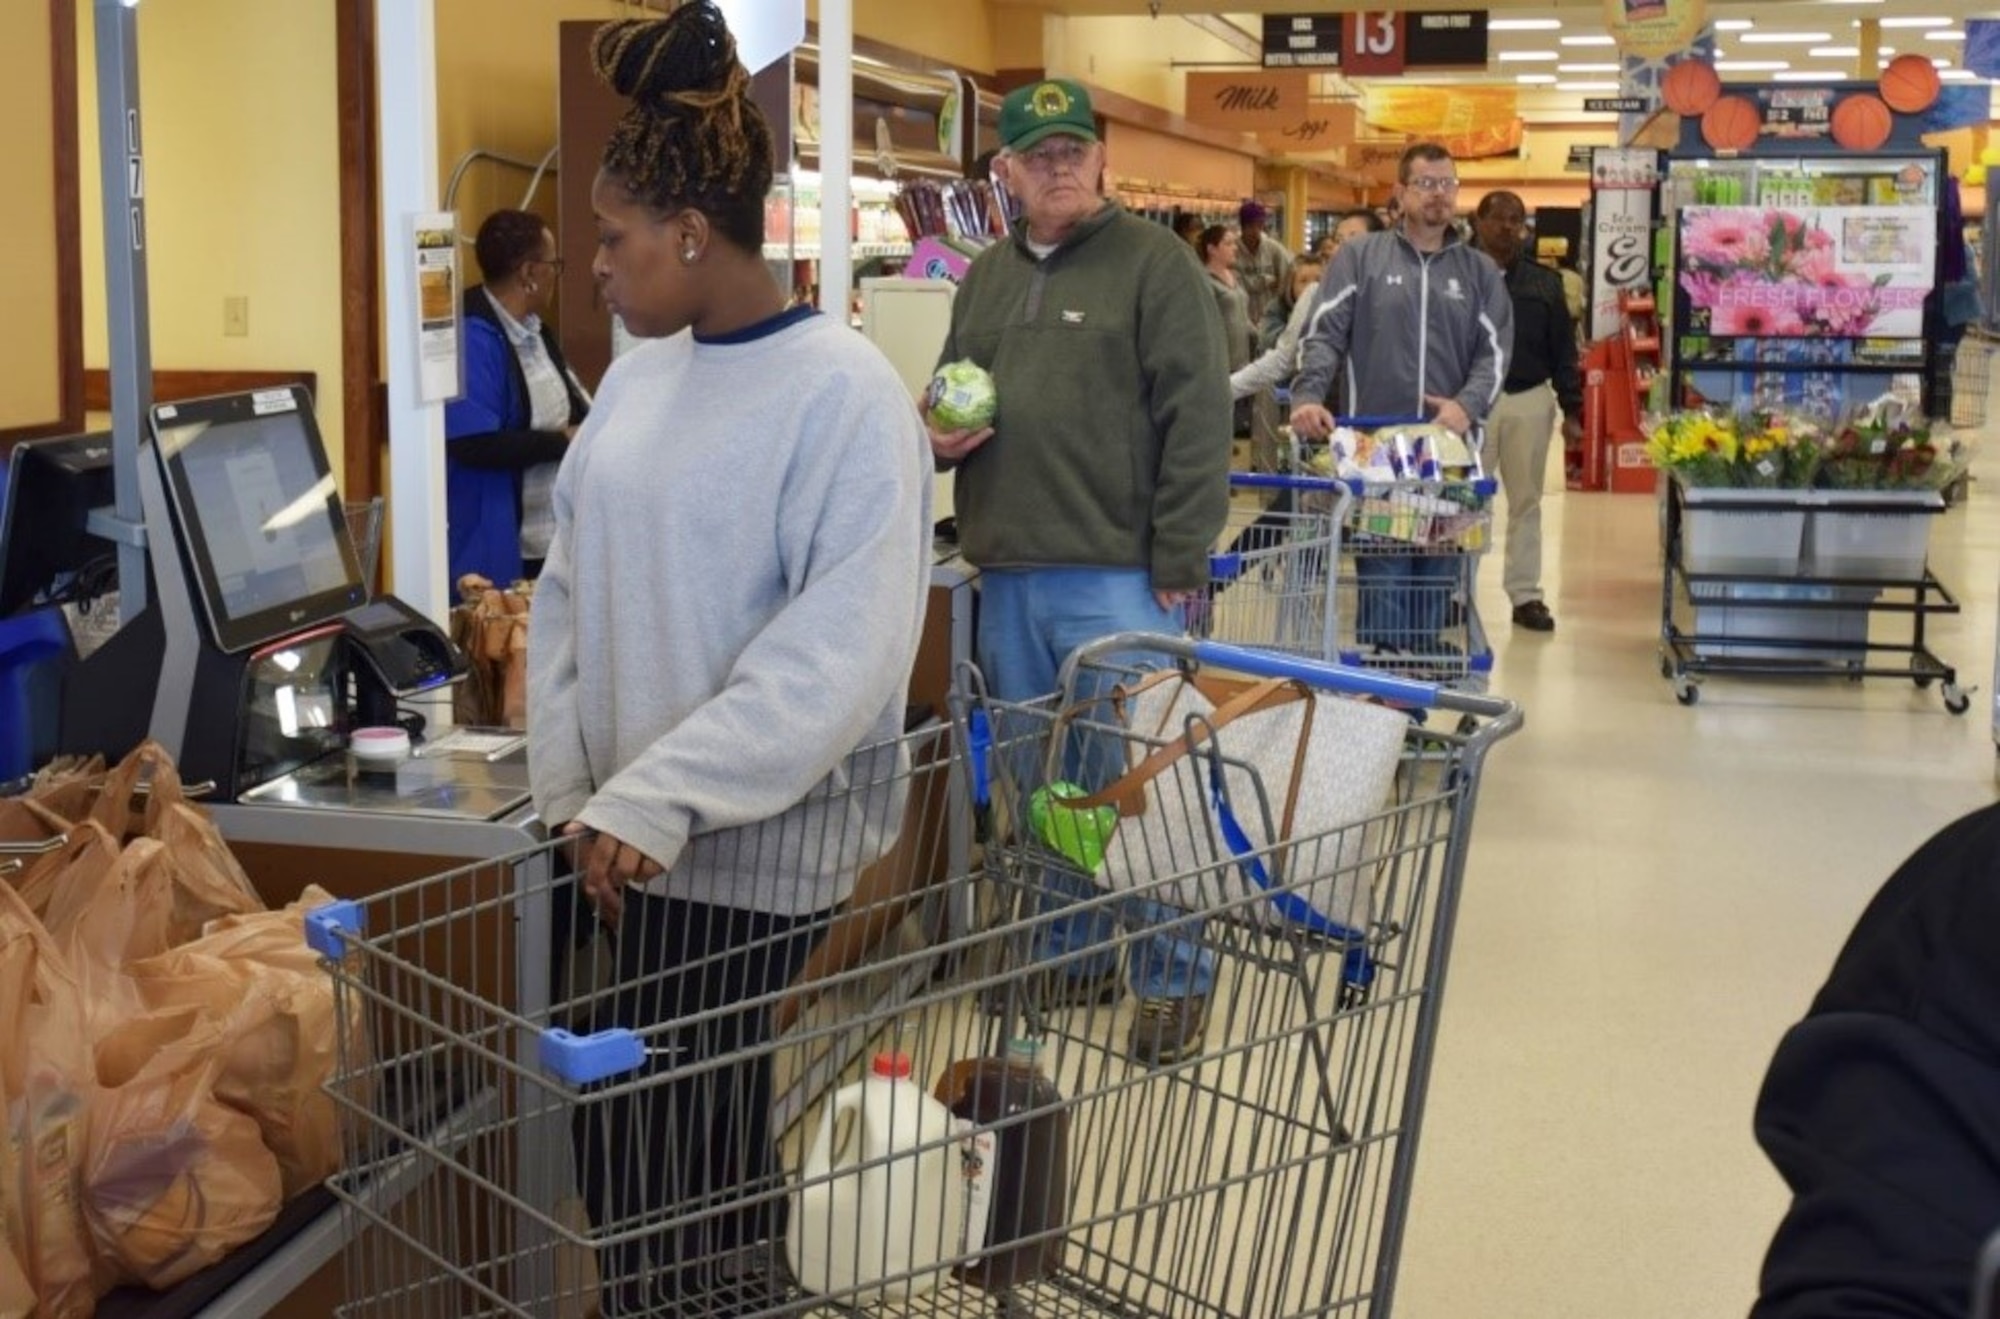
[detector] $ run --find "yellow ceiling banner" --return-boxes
[1360,86,1522,159]
[1605,0,1707,60]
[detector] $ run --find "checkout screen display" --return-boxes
[155,388,364,653]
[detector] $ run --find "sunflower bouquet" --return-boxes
[1645,410,1741,488]
[1648,408,1828,489]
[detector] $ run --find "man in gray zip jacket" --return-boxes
[1289,142,1512,655]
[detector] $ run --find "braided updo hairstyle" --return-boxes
[592,2,774,253]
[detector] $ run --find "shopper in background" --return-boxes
[1173,209,1205,249]
[1233,199,1293,331]
[1749,802,2000,1319]
[926,77,1231,1067]
[1472,190,1582,634]
[529,5,931,1310]
[1290,143,1511,656]
[1233,253,1326,404]
[1198,224,1253,377]
[445,208,591,586]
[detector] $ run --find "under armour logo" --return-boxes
[1385,274,1404,285]
[1447,277,1463,298]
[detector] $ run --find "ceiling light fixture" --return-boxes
[1557,61,1621,72]
[1715,59,1790,70]
[1875,16,1947,27]
[1559,35,1617,46]
[1515,72,1558,83]
[1498,50,1560,61]
[1772,69,1846,80]
[1714,19,1754,30]
[1808,46,1859,57]
[1739,31,1832,43]
[1491,18,1562,30]
[1926,30,1965,41]
[1555,80,1621,90]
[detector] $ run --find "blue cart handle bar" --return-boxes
[1059,632,1517,721]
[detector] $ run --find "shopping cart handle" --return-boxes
[1229,472,1342,492]
[1191,640,1452,706]
[1333,414,1431,429]
[305,899,365,961]
[540,1027,646,1086]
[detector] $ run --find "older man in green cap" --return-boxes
[925,78,1232,1066]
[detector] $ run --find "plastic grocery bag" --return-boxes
[9,817,118,923]
[0,1236,33,1319]
[86,741,185,844]
[128,887,359,1199]
[0,881,101,1319]
[85,1005,283,1290]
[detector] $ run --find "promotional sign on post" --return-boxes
[1588,148,1660,340]
[1677,205,1935,340]
[411,214,460,405]
[1605,0,1707,59]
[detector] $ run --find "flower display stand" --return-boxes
[1658,480,1964,710]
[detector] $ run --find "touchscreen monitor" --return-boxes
[151,387,365,653]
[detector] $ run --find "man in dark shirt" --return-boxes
[1473,191,1582,633]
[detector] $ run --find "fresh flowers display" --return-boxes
[1679,207,1928,340]
[1645,409,1821,488]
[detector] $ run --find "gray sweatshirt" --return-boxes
[527,311,933,915]
[1291,227,1512,427]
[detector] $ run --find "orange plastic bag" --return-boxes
[0,1235,33,1319]
[85,1006,283,1291]
[86,741,186,844]
[0,882,101,1319]
[128,887,359,1199]
[8,818,118,924]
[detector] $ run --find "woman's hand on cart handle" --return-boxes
[1290,401,1336,440]
[921,396,993,464]
[563,821,663,926]
[1424,396,1472,438]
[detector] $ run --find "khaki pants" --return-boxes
[1490,384,1559,608]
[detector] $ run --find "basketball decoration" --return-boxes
[1662,59,1722,117]
[1831,93,1894,152]
[1701,96,1761,153]
[1879,54,1942,114]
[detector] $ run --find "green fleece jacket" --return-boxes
[937,204,1231,592]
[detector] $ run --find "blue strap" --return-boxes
[1205,756,1375,991]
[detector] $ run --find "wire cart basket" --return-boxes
[307,640,1519,1319]
[1311,419,1497,693]
[1192,473,1352,663]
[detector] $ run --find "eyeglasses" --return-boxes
[1405,176,1460,194]
[1015,139,1091,176]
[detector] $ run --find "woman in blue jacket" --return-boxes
[444,209,590,586]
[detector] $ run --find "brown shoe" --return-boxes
[1128,994,1210,1066]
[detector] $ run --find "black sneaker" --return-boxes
[1128,994,1210,1066]
[1511,600,1556,632]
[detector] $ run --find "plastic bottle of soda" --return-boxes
[933,1038,1071,1291]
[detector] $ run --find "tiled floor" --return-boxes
[1392,472,1999,1319]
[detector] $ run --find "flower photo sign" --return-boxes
[1678,205,1934,339]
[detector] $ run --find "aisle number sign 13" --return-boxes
[1345,13,1409,76]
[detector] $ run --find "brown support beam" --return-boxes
[2,0,84,451]
[335,0,382,502]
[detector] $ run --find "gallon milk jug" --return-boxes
[788,1052,967,1303]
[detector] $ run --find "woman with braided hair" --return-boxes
[527,4,932,1310]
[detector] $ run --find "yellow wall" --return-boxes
[1,1,61,430]
[841,0,997,75]
[76,2,347,476]
[1045,16,1249,117]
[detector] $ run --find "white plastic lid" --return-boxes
[350,726,412,764]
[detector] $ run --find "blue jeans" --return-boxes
[978,567,1216,1001]
[1354,550,1458,652]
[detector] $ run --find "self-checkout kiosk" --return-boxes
[9,385,476,804]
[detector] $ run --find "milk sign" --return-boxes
[1589,147,1659,340]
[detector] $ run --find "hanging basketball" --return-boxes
[1662,60,1722,117]
[1700,96,1761,152]
[1830,93,1894,152]
[1879,54,1942,114]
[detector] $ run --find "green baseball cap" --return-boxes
[1000,79,1098,152]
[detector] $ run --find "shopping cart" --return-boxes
[1316,418,1497,693]
[1194,472,1352,662]
[307,643,1519,1319]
